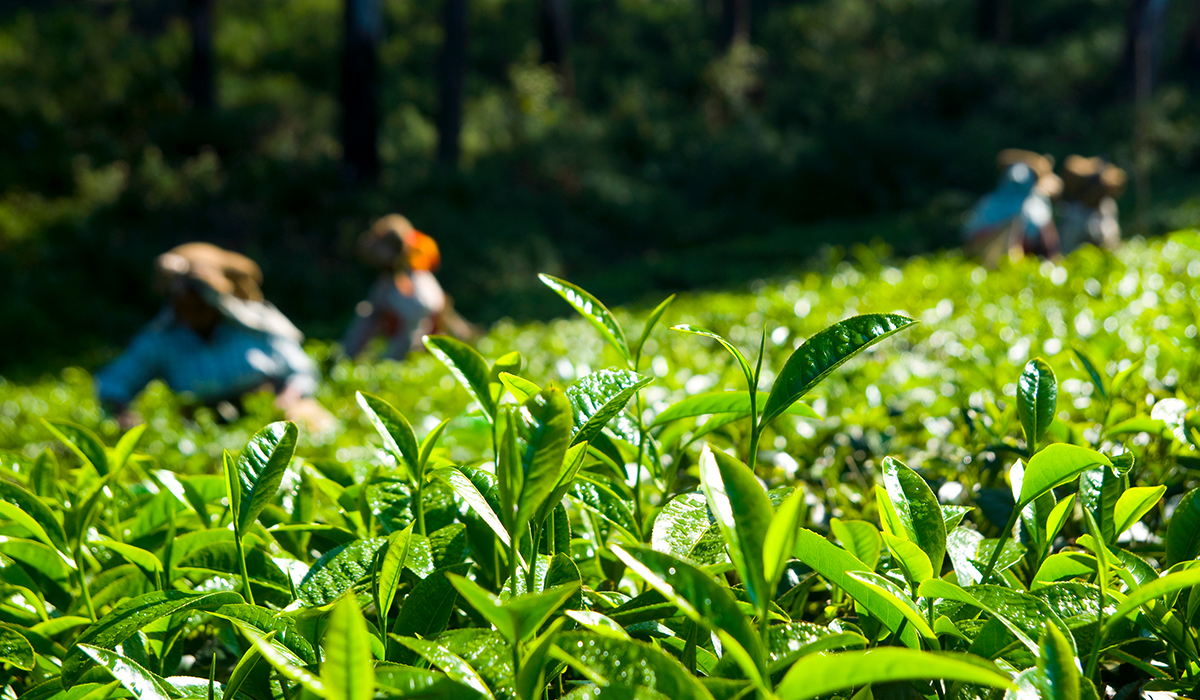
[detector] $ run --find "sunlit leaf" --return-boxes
[358,392,421,482]
[776,648,1014,700]
[322,597,375,700]
[1018,358,1057,451]
[540,274,631,363]
[425,335,498,421]
[698,446,771,609]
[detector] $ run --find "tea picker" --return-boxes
[962,149,1062,267]
[94,242,334,432]
[342,214,476,361]
[1057,155,1126,253]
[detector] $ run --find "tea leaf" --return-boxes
[652,391,819,426]
[1018,444,1111,509]
[1165,488,1200,567]
[1113,486,1165,538]
[699,446,771,609]
[760,314,916,426]
[633,294,676,364]
[63,590,242,685]
[540,274,631,363]
[776,648,1014,700]
[233,421,298,534]
[879,456,947,574]
[0,624,33,670]
[390,635,497,699]
[763,487,806,586]
[1018,358,1057,451]
[611,544,766,686]
[514,388,573,537]
[671,325,755,392]
[358,392,420,482]
[567,369,651,447]
[322,596,376,700]
[78,644,172,700]
[1037,621,1080,700]
[554,631,715,700]
[425,335,498,422]
[44,421,109,475]
[829,519,881,570]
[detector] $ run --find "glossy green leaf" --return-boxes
[0,624,33,670]
[570,473,640,544]
[540,274,631,363]
[830,518,882,570]
[44,420,109,475]
[235,623,324,696]
[358,392,420,482]
[108,424,146,474]
[375,663,483,698]
[0,500,56,551]
[376,524,416,620]
[447,572,578,642]
[390,635,496,700]
[498,372,540,404]
[63,590,241,686]
[941,504,973,531]
[1018,358,1057,451]
[764,487,806,586]
[1077,465,1124,545]
[1166,488,1200,567]
[516,618,566,700]
[0,480,67,553]
[652,392,819,427]
[425,335,498,421]
[792,529,924,647]
[760,314,916,426]
[879,456,947,574]
[322,596,375,700]
[776,648,1014,700]
[555,631,716,700]
[567,369,651,446]
[844,570,936,646]
[432,466,510,547]
[78,644,171,700]
[233,421,298,534]
[633,294,676,364]
[698,446,771,609]
[1104,567,1200,635]
[298,537,388,606]
[1113,485,1165,538]
[882,531,933,584]
[1018,444,1111,508]
[671,325,755,392]
[1037,622,1080,700]
[1032,553,1098,589]
[418,417,453,470]
[610,544,765,686]
[208,603,317,664]
[1047,494,1075,546]
[650,492,726,566]
[514,388,574,536]
[90,537,162,574]
[565,610,632,640]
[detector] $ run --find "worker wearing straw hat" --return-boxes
[95,242,332,431]
[1058,155,1126,253]
[343,215,475,361]
[962,149,1062,267]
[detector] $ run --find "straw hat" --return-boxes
[357,215,441,272]
[154,242,264,302]
[1062,156,1127,208]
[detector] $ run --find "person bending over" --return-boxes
[95,242,332,432]
[343,214,475,361]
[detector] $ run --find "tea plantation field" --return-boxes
[1,232,1200,699]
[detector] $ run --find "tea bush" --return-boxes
[1,231,1200,698]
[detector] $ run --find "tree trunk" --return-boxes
[185,0,214,110]
[342,0,382,183]
[718,0,750,49]
[1115,0,1170,98]
[437,0,467,168]
[539,0,573,95]
[976,0,1012,43]
[1178,0,1200,79]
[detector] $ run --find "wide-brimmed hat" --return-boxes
[1062,155,1127,208]
[357,214,441,272]
[997,149,1062,198]
[154,242,264,302]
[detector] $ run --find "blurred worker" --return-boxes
[1058,155,1126,253]
[95,243,333,432]
[343,214,476,361]
[962,149,1062,267]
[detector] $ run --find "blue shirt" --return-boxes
[95,312,319,406]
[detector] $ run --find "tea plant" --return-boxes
[1,231,1200,698]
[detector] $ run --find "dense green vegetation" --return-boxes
[1,232,1200,698]
[2,0,1199,371]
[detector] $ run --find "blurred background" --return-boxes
[0,0,1197,376]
